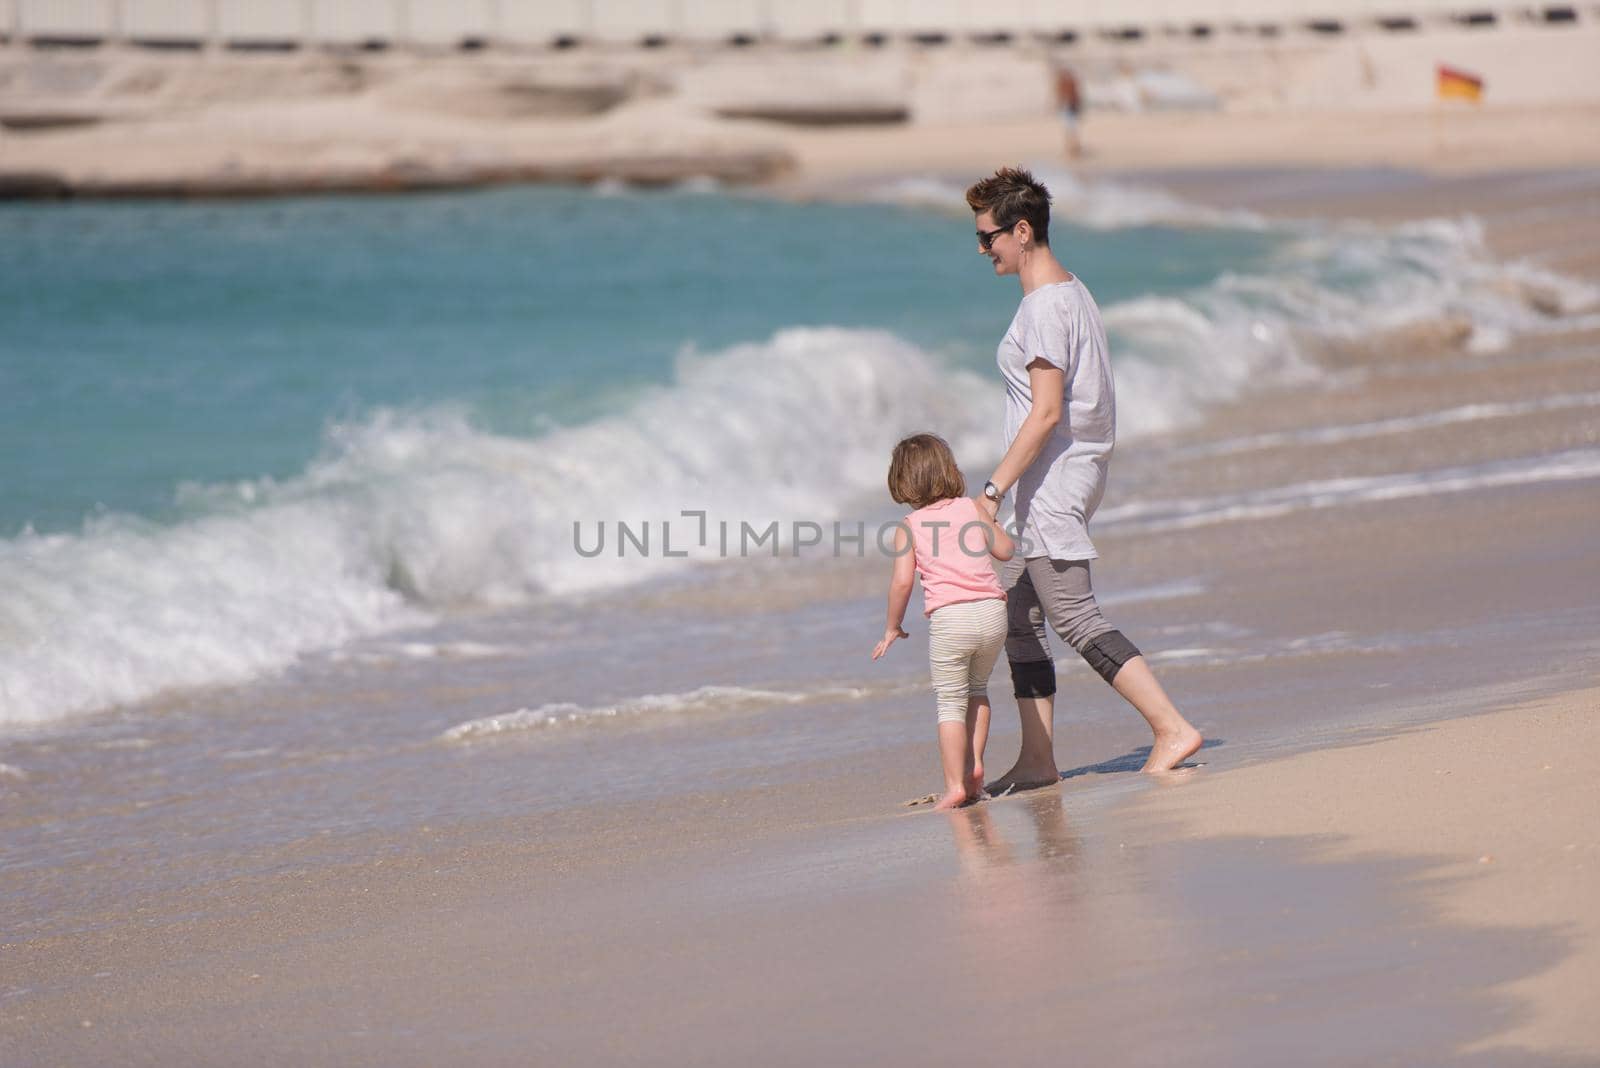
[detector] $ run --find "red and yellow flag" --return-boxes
[1436,64,1484,103]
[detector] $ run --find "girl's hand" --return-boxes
[872,626,910,660]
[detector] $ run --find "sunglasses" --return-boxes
[976,222,1017,251]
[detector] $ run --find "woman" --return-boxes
[966,167,1203,786]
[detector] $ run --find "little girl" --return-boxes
[872,433,1014,810]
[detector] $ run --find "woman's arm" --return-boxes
[979,359,1063,517]
[872,525,916,660]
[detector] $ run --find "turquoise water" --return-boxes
[0,186,1273,536]
[5,177,1574,727]
[9,181,1600,1046]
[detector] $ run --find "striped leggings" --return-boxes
[927,598,1009,724]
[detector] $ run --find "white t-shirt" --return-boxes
[996,278,1115,561]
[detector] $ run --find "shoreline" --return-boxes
[1133,683,1600,1060]
[8,676,1596,1064]
[4,105,1599,200]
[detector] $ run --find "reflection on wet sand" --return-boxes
[944,790,1084,960]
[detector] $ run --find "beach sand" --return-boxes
[1136,686,1600,1061]
[4,162,1598,1062]
[4,21,1600,194]
[4,27,1600,1065]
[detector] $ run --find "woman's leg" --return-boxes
[1111,657,1203,772]
[1033,559,1203,773]
[991,558,1063,793]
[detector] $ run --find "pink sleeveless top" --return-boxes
[905,497,1006,617]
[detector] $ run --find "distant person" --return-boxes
[966,166,1203,787]
[872,434,1015,810]
[1053,65,1083,159]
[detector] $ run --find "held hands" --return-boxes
[975,493,1001,521]
[872,626,910,660]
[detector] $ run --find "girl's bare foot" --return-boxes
[932,786,970,811]
[965,760,986,801]
[1142,725,1203,773]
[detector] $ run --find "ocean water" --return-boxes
[1,171,1596,733]
[7,170,1600,932]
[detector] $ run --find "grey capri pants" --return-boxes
[927,598,1009,724]
[1000,556,1142,694]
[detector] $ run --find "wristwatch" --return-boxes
[983,480,1004,503]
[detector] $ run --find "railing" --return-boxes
[0,0,1586,48]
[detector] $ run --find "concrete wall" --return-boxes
[2,0,1591,47]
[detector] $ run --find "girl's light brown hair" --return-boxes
[887,433,966,509]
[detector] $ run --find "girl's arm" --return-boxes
[981,508,1015,562]
[979,360,1063,517]
[872,525,916,660]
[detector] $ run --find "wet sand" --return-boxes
[6,675,1598,1063]
[4,160,1599,1063]
[1137,685,1600,1061]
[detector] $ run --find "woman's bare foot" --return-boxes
[984,760,1061,797]
[932,785,971,811]
[1141,725,1203,773]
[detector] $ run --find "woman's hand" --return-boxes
[975,493,1001,521]
[872,626,910,660]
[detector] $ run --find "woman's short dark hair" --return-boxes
[965,166,1052,247]
[887,433,966,509]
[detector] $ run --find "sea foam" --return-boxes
[868,170,1600,439]
[1095,448,1600,534]
[439,683,873,742]
[6,177,1597,728]
[865,168,1266,231]
[0,329,987,727]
